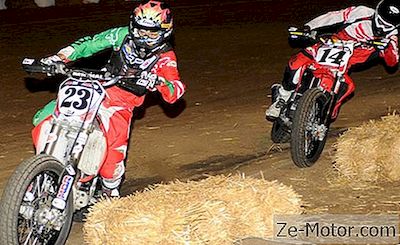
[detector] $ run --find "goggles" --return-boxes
[137,29,161,39]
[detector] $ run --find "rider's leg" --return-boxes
[97,87,139,197]
[265,81,292,120]
[266,51,313,120]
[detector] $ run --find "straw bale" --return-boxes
[333,114,400,184]
[84,175,303,245]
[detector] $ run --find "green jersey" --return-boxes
[58,27,129,62]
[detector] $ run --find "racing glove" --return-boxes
[288,26,317,40]
[40,55,62,65]
[136,71,163,91]
[40,55,66,75]
[378,36,399,67]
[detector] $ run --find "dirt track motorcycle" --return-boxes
[0,58,156,245]
[270,27,387,168]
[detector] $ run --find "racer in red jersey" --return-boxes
[266,0,400,120]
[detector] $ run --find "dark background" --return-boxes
[1,0,379,26]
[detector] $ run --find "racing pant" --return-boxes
[96,86,144,190]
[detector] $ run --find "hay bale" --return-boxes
[333,114,400,183]
[83,175,303,244]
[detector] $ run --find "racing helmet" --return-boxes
[373,0,400,36]
[129,1,173,57]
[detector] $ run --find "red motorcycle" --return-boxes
[0,59,158,244]
[271,27,387,167]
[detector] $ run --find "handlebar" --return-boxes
[288,26,317,39]
[22,58,115,80]
[288,27,389,50]
[22,58,164,89]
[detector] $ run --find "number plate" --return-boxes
[57,79,105,121]
[315,46,353,69]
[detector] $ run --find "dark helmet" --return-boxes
[373,0,400,36]
[128,1,173,58]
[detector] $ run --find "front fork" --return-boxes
[283,74,338,135]
[51,164,76,211]
[42,121,93,213]
[322,75,342,125]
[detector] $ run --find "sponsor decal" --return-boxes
[65,165,76,176]
[123,44,145,65]
[132,58,145,65]
[161,23,172,29]
[166,61,177,67]
[139,55,157,70]
[56,175,74,200]
[22,58,35,65]
[136,71,158,88]
[137,18,157,28]
[105,28,120,46]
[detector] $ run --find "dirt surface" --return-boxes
[1,0,400,244]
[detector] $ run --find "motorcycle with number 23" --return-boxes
[0,58,159,245]
[270,27,388,168]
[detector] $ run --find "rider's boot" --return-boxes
[101,177,121,198]
[73,178,121,222]
[265,84,293,121]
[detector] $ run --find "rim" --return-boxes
[17,170,65,245]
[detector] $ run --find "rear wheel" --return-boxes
[290,88,329,168]
[0,154,73,245]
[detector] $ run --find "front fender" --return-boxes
[32,100,56,126]
[296,67,335,94]
[312,69,335,92]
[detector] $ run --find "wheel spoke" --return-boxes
[35,175,42,198]
[291,89,329,167]
[40,173,48,194]
[18,171,62,245]
[304,100,323,156]
[22,229,33,245]
[32,236,39,245]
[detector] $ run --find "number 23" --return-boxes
[60,88,91,110]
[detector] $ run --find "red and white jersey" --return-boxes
[305,6,399,67]
[151,50,186,104]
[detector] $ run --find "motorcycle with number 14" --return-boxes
[270,27,388,167]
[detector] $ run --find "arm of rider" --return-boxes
[305,6,373,31]
[303,25,317,39]
[155,75,185,104]
[152,52,186,104]
[378,35,399,68]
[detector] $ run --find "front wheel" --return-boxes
[0,154,73,245]
[290,88,330,168]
